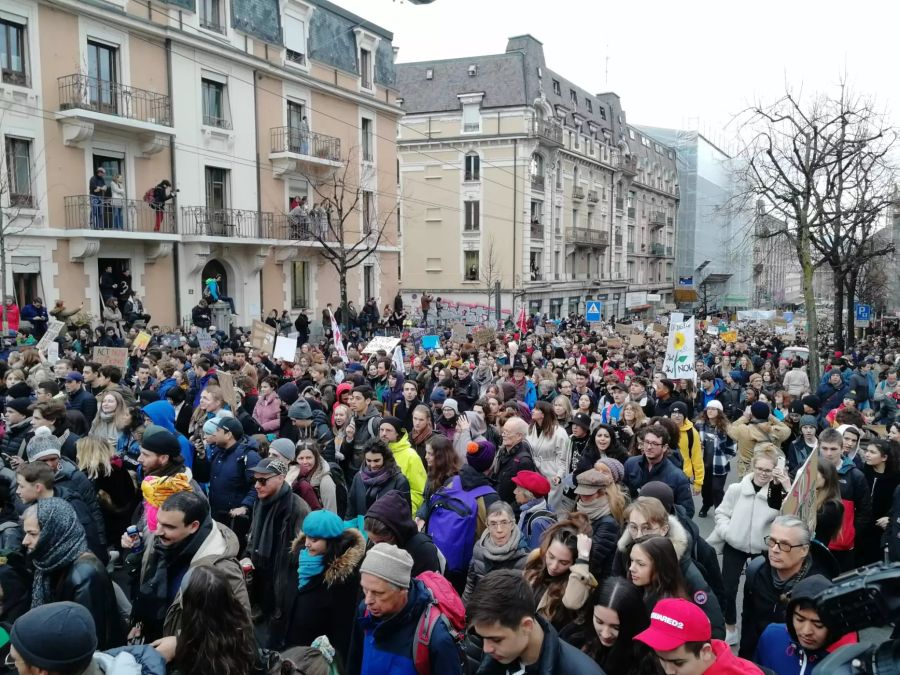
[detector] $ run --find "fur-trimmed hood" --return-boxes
[616,514,689,560]
[291,528,366,586]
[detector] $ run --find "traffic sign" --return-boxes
[855,304,872,322]
[585,301,602,322]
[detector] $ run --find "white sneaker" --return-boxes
[725,628,739,646]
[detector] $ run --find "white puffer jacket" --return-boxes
[709,473,779,555]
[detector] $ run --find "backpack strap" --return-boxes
[413,601,441,675]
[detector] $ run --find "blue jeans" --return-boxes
[90,196,103,228]
[113,207,123,230]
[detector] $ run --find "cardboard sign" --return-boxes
[133,331,151,351]
[273,335,298,362]
[250,320,276,352]
[35,319,64,352]
[543,322,557,335]
[450,322,467,342]
[473,327,496,346]
[652,323,667,334]
[421,335,440,350]
[197,329,216,351]
[720,331,737,343]
[47,342,59,365]
[629,334,646,347]
[781,451,818,533]
[362,336,400,355]
[614,323,631,336]
[606,337,623,349]
[92,346,128,370]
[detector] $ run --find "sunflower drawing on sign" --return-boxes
[673,330,686,351]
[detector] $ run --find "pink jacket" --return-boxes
[252,392,281,432]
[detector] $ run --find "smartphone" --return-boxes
[776,456,786,473]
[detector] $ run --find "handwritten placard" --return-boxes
[92,346,128,370]
[133,330,151,350]
[35,319,64,352]
[473,327,496,346]
[250,320,276,352]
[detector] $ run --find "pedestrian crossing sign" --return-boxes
[585,301,602,322]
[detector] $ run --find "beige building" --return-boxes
[0,0,401,328]
[395,35,677,321]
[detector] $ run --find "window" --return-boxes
[598,106,606,121]
[205,167,229,210]
[199,0,223,32]
[361,117,373,162]
[202,78,230,128]
[363,265,374,300]
[586,99,592,113]
[360,48,372,89]
[362,191,374,234]
[0,19,27,86]
[87,41,117,114]
[464,200,480,231]
[462,103,480,133]
[464,153,480,181]
[464,251,479,281]
[5,137,32,207]
[467,64,477,76]
[570,89,577,106]
[283,15,306,65]
[291,261,309,309]
[552,80,560,95]
[425,68,433,80]
[530,153,543,178]
[628,129,635,140]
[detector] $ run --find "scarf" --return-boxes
[360,465,397,488]
[29,498,89,608]
[577,494,611,521]
[250,482,293,572]
[771,553,813,596]
[478,525,523,563]
[298,549,325,588]
[411,424,433,448]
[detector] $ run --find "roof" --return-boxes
[313,0,394,40]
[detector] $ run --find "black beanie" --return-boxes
[6,383,31,400]
[11,602,97,671]
[4,398,31,416]
[380,416,404,436]
[140,428,180,457]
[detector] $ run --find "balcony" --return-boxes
[270,127,343,178]
[181,206,267,238]
[262,213,337,241]
[666,245,673,256]
[650,211,666,228]
[615,198,624,211]
[618,155,638,176]
[573,186,585,201]
[56,74,174,150]
[588,189,599,203]
[566,227,608,248]
[531,175,545,192]
[530,221,544,240]
[532,119,563,146]
[650,242,665,256]
[64,195,177,234]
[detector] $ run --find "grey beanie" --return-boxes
[26,427,61,462]
[799,415,819,429]
[360,542,413,589]
[269,437,297,462]
[288,398,313,421]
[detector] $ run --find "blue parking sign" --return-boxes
[855,304,872,321]
[585,301,602,322]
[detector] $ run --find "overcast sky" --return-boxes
[339,0,899,150]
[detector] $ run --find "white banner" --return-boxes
[663,316,696,380]
[329,309,348,363]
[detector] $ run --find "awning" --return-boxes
[701,273,732,286]
[674,289,698,302]
[629,304,652,312]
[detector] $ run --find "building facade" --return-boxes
[395,35,677,321]
[0,0,401,328]
[752,208,803,307]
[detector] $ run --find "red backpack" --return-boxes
[413,571,468,675]
[142,188,154,203]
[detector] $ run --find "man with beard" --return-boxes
[127,491,249,642]
[242,457,309,648]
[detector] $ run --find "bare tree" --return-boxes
[732,85,896,382]
[480,235,502,315]
[855,255,890,314]
[296,148,397,333]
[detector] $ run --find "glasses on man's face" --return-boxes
[764,536,806,553]
[254,476,274,486]
[4,653,15,667]
[644,440,664,448]
[487,520,512,530]
[627,523,660,537]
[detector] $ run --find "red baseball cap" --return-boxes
[511,470,551,498]
[634,599,711,651]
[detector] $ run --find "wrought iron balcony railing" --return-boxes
[64,195,176,233]
[58,74,172,126]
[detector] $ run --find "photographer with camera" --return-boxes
[149,179,178,232]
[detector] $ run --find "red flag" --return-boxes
[516,305,527,333]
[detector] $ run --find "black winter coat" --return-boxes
[0,420,30,459]
[55,459,107,550]
[587,513,620,579]
[491,440,536,504]
[67,388,98,425]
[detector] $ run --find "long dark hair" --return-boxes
[588,423,628,463]
[866,438,900,476]
[426,434,460,492]
[580,578,657,673]
[629,535,687,608]
[175,566,257,675]
[531,400,558,438]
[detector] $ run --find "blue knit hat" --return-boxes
[303,510,345,540]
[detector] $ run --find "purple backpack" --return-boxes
[425,476,496,573]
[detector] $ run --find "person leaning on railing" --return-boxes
[149,180,178,232]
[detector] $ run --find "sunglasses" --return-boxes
[253,475,275,485]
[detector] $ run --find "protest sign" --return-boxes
[606,337,623,349]
[92,346,128,370]
[629,334,646,347]
[273,335,298,362]
[720,331,737,343]
[543,322,557,335]
[197,329,216,351]
[250,320,276,352]
[473,327,496,346]
[662,316,696,380]
[781,452,818,533]
[362,336,400,355]
[421,335,440,350]
[614,323,631,336]
[706,325,719,336]
[652,323,667,334]
[450,322,467,343]
[133,331,151,351]
[47,342,59,365]
[35,319,64,352]
[535,326,546,336]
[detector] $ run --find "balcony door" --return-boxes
[93,154,123,189]
[286,101,306,154]
[205,166,229,235]
[87,41,118,114]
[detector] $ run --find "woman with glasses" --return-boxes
[461,501,529,604]
[708,445,791,645]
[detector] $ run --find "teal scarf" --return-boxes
[298,549,325,588]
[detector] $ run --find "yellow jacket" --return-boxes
[389,432,427,514]
[677,419,704,492]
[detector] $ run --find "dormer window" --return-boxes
[425,68,433,80]
[468,64,477,76]
[570,89,577,106]
[353,27,380,93]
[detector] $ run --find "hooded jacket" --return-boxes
[675,418,704,492]
[754,575,858,674]
[142,401,193,468]
[348,403,382,477]
[696,378,726,411]
[711,473,780,555]
[387,432,427,514]
[451,411,489,461]
[346,464,410,520]
[727,416,791,476]
[830,454,872,551]
[365,490,441,577]
[191,437,260,514]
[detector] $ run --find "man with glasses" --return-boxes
[241,457,309,648]
[624,423,695,516]
[490,417,536,504]
[738,515,839,659]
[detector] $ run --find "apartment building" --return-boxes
[395,35,677,321]
[0,0,401,327]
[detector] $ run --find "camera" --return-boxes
[815,562,900,674]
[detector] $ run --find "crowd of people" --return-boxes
[0,301,897,675]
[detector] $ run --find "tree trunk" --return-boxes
[339,263,349,338]
[800,224,821,384]
[845,271,859,348]
[0,214,6,333]
[833,270,846,352]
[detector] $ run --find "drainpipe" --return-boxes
[253,69,263,314]
[512,138,517,317]
[165,37,182,324]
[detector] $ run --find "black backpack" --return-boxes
[314,462,349,517]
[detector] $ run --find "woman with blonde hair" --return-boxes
[75,435,137,544]
[552,394,573,434]
[89,390,129,447]
[189,384,228,442]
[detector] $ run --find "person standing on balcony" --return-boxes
[288,196,309,238]
[89,167,106,228]
[300,115,310,155]
[110,174,126,230]
[150,179,176,232]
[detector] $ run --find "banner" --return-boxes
[362,336,400,355]
[662,316,696,380]
[720,331,737,343]
[781,452,818,533]
[328,309,348,363]
[250,320,276,352]
[197,329,216,351]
